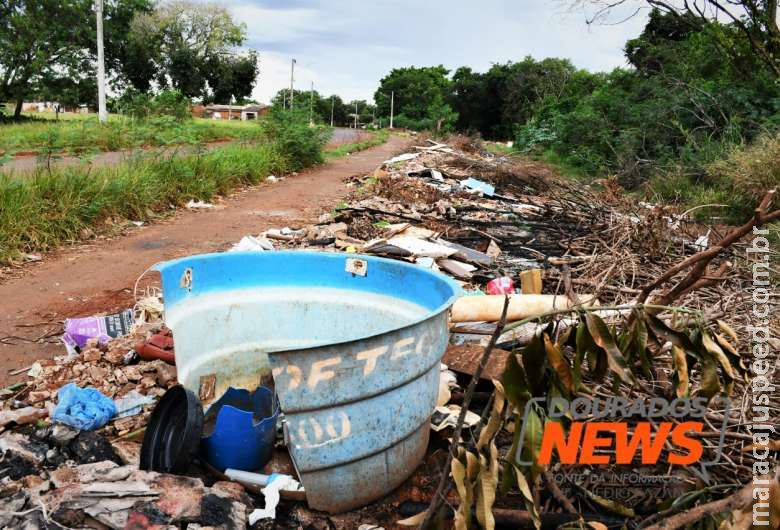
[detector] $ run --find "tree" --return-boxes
[0,0,154,118]
[127,0,258,101]
[322,94,349,126]
[573,0,780,77]
[374,65,451,122]
[0,0,93,118]
[205,51,258,104]
[451,66,502,136]
[103,0,155,91]
[347,99,374,126]
[271,90,353,126]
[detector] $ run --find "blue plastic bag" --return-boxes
[53,383,117,431]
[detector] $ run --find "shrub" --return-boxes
[122,90,192,121]
[707,132,780,205]
[514,118,556,154]
[645,131,780,222]
[258,108,329,171]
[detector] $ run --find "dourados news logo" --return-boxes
[516,396,729,468]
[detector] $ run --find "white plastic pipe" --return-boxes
[450,294,597,323]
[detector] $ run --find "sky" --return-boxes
[225,0,649,105]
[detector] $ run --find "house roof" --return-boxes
[205,104,266,112]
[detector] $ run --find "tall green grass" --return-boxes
[645,131,780,222]
[0,125,390,264]
[0,115,266,155]
[0,142,286,263]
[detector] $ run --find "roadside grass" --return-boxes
[0,142,286,263]
[0,115,265,156]
[484,141,513,156]
[324,130,389,159]
[0,127,390,264]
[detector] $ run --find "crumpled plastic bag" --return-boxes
[248,474,303,523]
[53,383,117,431]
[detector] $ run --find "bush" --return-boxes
[707,132,780,206]
[258,108,330,171]
[645,131,780,222]
[122,90,192,121]
[514,118,556,154]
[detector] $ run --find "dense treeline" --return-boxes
[374,9,779,216]
[0,0,259,118]
[270,88,376,128]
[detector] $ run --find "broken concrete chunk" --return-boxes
[27,390,50,404]
[79,461,135,483]
[0,491,29,527]
[81,480,157,497]
[50,424,79,446]
[486,239,501,258]
[123,365,142,382]
[111,440,141,466]
[211,480,253,507]
[0,406,48,429]
[0,432,48,465]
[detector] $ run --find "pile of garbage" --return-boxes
[0,135,775,529]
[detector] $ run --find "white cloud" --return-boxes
[223,0,649,104]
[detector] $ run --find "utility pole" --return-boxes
[354,101,358,129]
[289,59,296,109]
[95,0,107,123]
[309,81,314,125]
[330,96,334,127]
[389,90,394,129]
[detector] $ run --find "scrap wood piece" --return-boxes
[413,142,450,152]
[437,258,476,279]
[443,344,509,380]
[420,298,510,530]
[449,322,497,335]
[389,236,457,258]
[436,239,494,267]
[384,153,419,165]
[384,223,438,239]
[519,269,543,294]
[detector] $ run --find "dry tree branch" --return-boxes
[642,475,775,530]
[419,296,511,530]
[636,189,780,310]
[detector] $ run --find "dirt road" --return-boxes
[1,127,371,174]
[0,135,405,384]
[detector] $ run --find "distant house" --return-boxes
[202,103,268,121]
[20,101,89,113]
[21,101,56,112]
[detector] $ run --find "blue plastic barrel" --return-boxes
[201,386,278,472]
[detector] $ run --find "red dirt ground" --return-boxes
[0,135,406,385]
